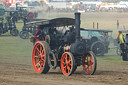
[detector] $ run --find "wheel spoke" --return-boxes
[62,61,65,64]
[67,66,71,71]
[36,47,40,53]
[40,49,45,59]
[68,68,71,73]
[87,66,90,73]
[91,61,94,65]
[64,65,66,69]
[40,60,44,67]
[36,59,39,63]
[36,61,40,66]
[90,56,93,61]
[36,61,41,70]
[86,65,89,70]
[84,65,89,72]
[34,56,38,58]
[41,58,45,61]
[40,45,42,51]
[89,61,94,66]
[42,54,45,57]
[68,63,71,66]
[67,60,71,64]
[41,50,45,55]
[91,65,93,72]
[65,54,68,63]
[36,50,40,55]
[38,62,42,70]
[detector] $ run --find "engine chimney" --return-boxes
[70,12,86,55]
[75,12,81,42]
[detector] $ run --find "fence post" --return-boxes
[97,22,99,29]
[93,22,95,29]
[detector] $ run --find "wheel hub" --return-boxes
[38,55,41,60]
[88,61,93,65]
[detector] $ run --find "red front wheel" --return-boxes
[61,52,75,76]
[83,51,97,75]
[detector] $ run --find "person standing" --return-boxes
[117,31,125,56]
[117,20,119,29]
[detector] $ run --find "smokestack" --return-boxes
[75,12,81,41]
[70,12,86,55]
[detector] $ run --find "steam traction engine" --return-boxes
[0,11,19,36]
[27,13,97,76]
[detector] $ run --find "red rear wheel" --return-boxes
[83,51,97,75]
[32,41,50,73]
[61,52,75,76]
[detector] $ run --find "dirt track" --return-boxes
[0,59,128,85]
